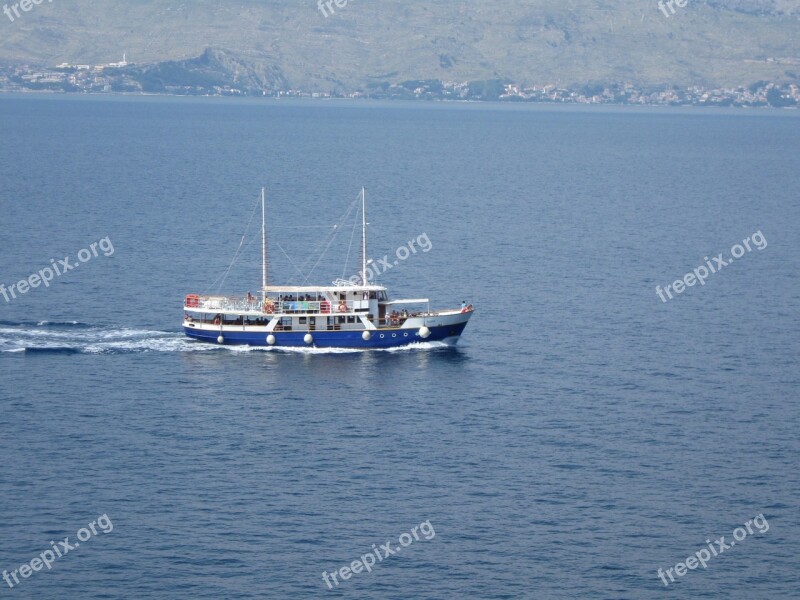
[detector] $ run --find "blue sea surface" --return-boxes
[0,95,798,599]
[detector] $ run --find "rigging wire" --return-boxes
[292,225,342,284]
[202,189,366,291]
[274,239,309,282]
[287,196,359,284]
[202,193,261,295]
[341,199,361,281]
[300,194,361,285]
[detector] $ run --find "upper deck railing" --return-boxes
[185,294,473,320]
[185,294,345,315]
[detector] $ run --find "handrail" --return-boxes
[183,295,468,321]
[184,295,340,315]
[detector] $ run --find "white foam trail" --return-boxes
[0,323,188,354]
[82,339,217,354]
[0,322,457,354]
[383,341,451,352]
[244,341,452,354]
[257,346,366,354]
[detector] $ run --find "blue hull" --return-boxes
[183,322,468,349]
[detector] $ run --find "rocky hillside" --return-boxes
[0,0,798,90]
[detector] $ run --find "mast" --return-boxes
[361,186,367,286]
[261,187,267,300]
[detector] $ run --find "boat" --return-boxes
[182,188,474,349]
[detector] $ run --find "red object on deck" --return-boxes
[185,294,200,308]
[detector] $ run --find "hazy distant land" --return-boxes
[0,0,798,106]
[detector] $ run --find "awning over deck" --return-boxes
[263,285,386,293]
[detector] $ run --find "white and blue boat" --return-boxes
[183,188,474,349]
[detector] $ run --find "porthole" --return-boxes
[404,333,408,337]
[392,333,397,338]
[380,334,384,339]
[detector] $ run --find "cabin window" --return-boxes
[299,317,307,324]
[347,316,356,324]
[338,316,346,324]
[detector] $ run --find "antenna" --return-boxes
[360,186,367,286]
[261,187,267,299]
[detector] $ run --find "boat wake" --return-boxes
[249,341,454,355]
[0,322,454,355]
[0,322,203,355]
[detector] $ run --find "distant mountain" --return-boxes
[0,0,798,90]
[128,49,287,95]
